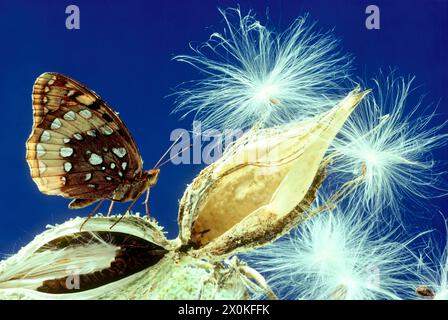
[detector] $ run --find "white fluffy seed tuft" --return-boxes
[329,72,448,219]
[174,8,352,131]
[247,204,421,300]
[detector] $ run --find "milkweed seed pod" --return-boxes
[0,89,367,299]
[0,215,253,299]
[179,88,368,257]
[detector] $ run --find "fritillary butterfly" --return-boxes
[26,72,160,228]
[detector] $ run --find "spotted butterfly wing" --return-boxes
[26,72,144,207]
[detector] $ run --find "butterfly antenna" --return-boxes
[153,133,185,169]
[155,144,192,169]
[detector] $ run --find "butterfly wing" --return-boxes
[26,72,143,201]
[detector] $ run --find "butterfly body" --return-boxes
[26,72,157,215]
[109,169,159,203]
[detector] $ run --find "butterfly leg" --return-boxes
[144,188,151,217]
[106,201,115,217]
[80,199,105,231]
[109,196,140,229]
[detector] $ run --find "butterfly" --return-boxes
[26,72,164,228]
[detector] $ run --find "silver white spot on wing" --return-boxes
[36,144,46,157]
[73,133,83,141]
[100,125,113,136]
[63,138,71,144]
[87,130,97,137]
[38,161,47,174]
[110,163,116,169]
[121,162,127,170]
[40,130,51,142]
[50,118,62,130]
[88,153,103,165]
[63,111,76,121]
[60,147,74,158]
[79,109,92,119]
[64,162,72,172]
[84,173,92,181]
[112,147,127,158]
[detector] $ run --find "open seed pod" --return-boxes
[0,215,252,299]
[178,88,369,257]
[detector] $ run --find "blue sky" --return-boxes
[0,0,447,254]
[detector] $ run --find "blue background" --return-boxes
[0,0,447,254]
